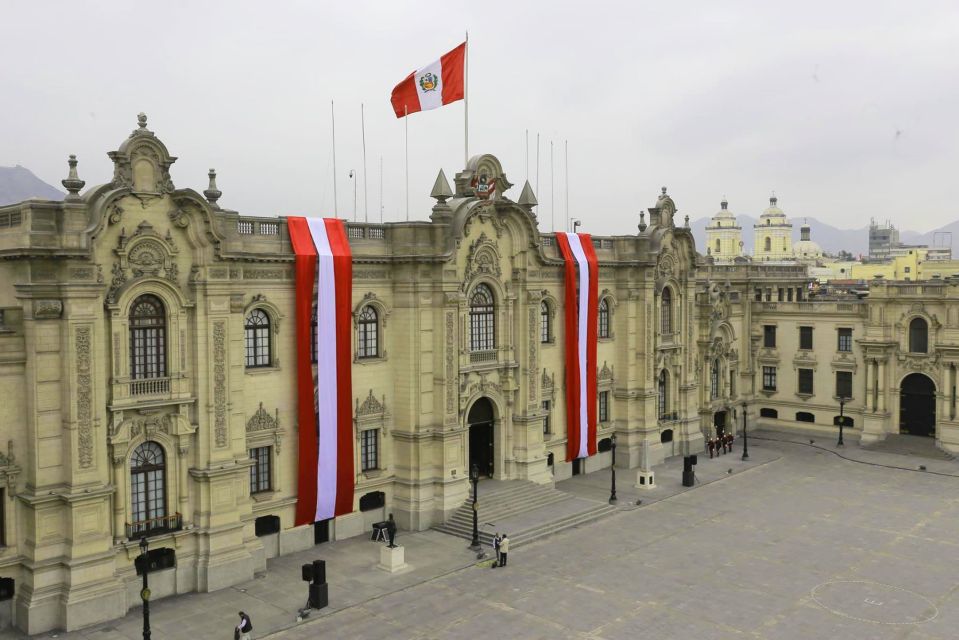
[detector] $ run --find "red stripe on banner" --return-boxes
[556,233,581,462]
[390,73,420,118]
[581,234,600,456]
[440,42,466,105]
[324,218,355,517]
[287,217,319,526]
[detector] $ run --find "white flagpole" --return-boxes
[536,133,540,215]
[525,129,529,183]
[331,100,339,218]
[405,104,409,221]
[379,155,384,223]
[362,103,369,222]
[550,139,554,232]
[464,30,469,167]
[565,139,569,224]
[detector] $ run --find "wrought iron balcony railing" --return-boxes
[126,512,182,540]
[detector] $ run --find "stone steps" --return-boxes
[434,480,617,548]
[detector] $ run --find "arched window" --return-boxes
[130,294,167,379]
[710,359,720,400]
[598,298,610,339]
[540,300,551,343]
[658,369,669,419]
[358,305,379,358]
[909,317,928,353]
[764,237,772,252]
[131,441,166,531]
[244,309,271,368]
[469,284,495,352]
[715,238,721,254]
[661,287,672,334]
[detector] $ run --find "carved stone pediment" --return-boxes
[462,232,502,288]
[247,403,279,432]
[356,390,386,417]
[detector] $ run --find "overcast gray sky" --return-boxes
[2,0,958,233]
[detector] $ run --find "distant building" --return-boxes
[793,221,823,265]
[869,218,900,260]
[753,196,793,262]
[704,198,744,263]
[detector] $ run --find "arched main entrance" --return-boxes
[468,397,495,477]
[900,373,936,437]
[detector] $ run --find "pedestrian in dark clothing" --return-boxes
[386,513,397,548]
[235,611,253,640]
[499,534,509,567]
[493,532,502,566]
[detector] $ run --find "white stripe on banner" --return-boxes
[567,233,590,459]
[306,219,338,521]
[414,58,444,111]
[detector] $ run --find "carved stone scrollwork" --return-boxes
[356,389,386,417]
[462,232,502,290]
[247,402,279,432]
[34,299,63,319]
[599,361,613,381]
[76,326,94,468]
[213,322,228,447]
[0,440,20,498]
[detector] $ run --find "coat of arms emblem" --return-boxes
[470,173,496,200]
[418,72,438,92]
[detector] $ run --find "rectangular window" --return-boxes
[249,447,272,494]
[361,429,379,471]
[730,371,736,399]
[796,287,804,301]
[777,288,784,302]
[799,326,813,350]
[763,366,777,391]
[836,371,853,399]
[838,328,853,352]
[754,289,762,302]
[787,288,794,302]
[542,400,551,434]
[599,391,610,423]
[763,325,776,348]
[0,488,5,546]
[798,368,814,394]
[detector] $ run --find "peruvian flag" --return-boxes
[556,232,599,461]
[390,42,466,118]
[287,217,354,526]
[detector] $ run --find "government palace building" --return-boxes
[1,115,958,633]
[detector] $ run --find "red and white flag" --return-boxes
[390,42,466,118]
[288,217,354,526]
[556,232,599,461]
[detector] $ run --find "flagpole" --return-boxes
[525,129,529,183]
[464,30,469,167]
[536,132,540,219]
[331,100,338,218]
[565,139,569,224]
[379,155,384,223]
[405,104,409,221]
[362,103,369,223]
[550,139,554,232]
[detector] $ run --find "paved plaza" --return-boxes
[6,431,959,639]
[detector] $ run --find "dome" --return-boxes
[759,195,788,221]
[706,197,739,229]
[793,239,823,258]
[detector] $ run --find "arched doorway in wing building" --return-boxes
[468,397,495,478]
[713,410,728,437]
[900,373,936,437]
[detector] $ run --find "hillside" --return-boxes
[0,165,63,205]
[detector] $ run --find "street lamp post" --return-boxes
[741,401,749,461]
[838,397,847,447]
[608,433,617,504]
[469,463,480,550]
[138,536,151,640]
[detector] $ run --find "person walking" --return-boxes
[492,532,502,567]
[499,534,509,567]
[235,611,253,640]
[386,513,397,548]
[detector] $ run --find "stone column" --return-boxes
[878,360,887,413]
[112,455,126,543]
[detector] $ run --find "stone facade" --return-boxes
[0,116,954,634]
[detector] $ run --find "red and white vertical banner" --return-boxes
[288,217,354,526]
[555,232,599,462]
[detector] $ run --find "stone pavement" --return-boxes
[8,431,959,639]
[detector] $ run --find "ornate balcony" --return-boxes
[470,350,497,364]
[129,376,171,397]
[126,512,182,540]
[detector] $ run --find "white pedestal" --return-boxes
[377,545,408,573]
[635,469,656,489]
